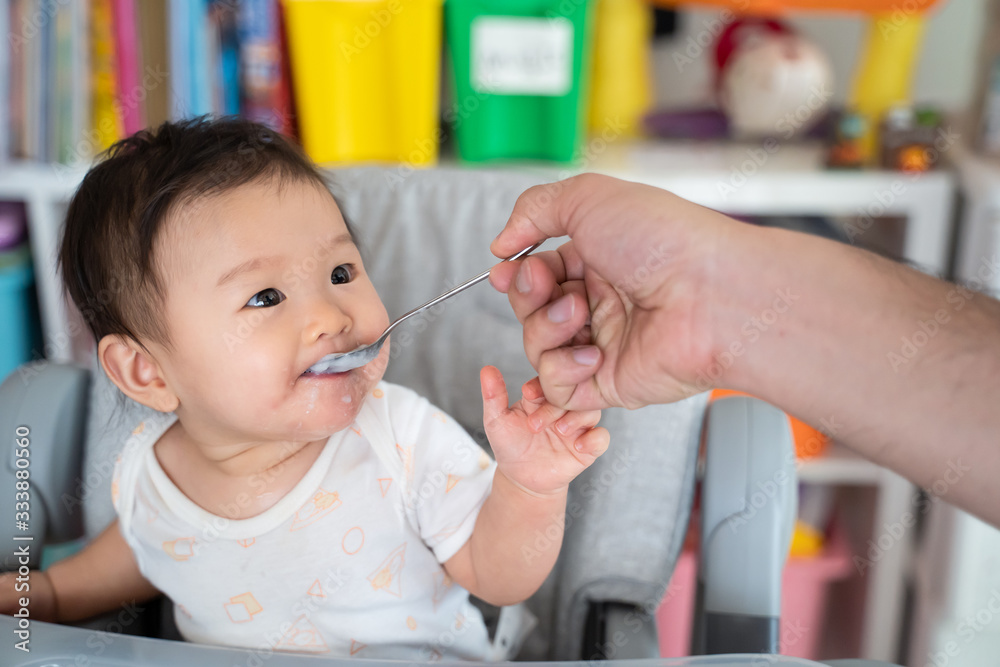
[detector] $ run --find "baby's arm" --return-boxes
[445,367,608,607]
[0,519,161,623]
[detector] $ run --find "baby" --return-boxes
[0,118,609,660]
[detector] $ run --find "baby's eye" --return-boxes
[246,288,286,308]
[331,264,354,285]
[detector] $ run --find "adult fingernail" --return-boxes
[572,346,600,366]
[547,295,574,323]
[516,261,532,293]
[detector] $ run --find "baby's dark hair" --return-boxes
[60,115,348,349]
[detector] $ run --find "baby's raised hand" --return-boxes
[480,365,609,497]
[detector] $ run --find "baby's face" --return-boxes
[152,178,390,445]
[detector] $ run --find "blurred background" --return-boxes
[1,1,1000,665]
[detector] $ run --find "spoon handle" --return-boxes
[381,242,543,339]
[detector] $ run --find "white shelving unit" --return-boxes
[0,140,956,664]
[0,161,90,362]
[954,145,1000,290]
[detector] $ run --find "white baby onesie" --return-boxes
[111,381,499,661]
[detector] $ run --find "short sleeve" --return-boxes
[108,438,148,574]
[108,417,163,554]
[387,386,497,564]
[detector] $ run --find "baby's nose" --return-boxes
[303,298,352,343]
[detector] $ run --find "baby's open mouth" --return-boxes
[301,343,374,375]
[303,356,349,376]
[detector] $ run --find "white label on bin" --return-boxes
[471,17,573,96]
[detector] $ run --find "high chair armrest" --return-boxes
[0,362,90,570]
[694,396,797,654]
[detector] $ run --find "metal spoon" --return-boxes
[306,242,543,374]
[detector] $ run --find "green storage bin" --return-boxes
[444,0,596,163]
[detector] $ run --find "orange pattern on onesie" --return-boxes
[225,592,262,623]
[367,543,406,597]
[289,489,341,531]
[162,537,196,561]
[275,614,328,652]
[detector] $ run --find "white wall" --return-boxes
[650,0,988,114]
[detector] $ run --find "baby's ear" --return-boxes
[98,335,179,413]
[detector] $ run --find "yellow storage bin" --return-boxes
[283,0,443,166]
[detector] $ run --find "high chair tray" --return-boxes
[0,616,850,666]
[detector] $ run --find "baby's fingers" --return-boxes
[572,427,610,458]
[526,402,567,433]
[521,376,546,405]
[480,365,510,427]
[554,408,602,436]
[523,377,568,432]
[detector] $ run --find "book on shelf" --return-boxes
[4,0,297,166]
[137,0,170,130]
[0,0,8,164]
[238,0,295,135]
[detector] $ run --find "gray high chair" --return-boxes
[0,167,888,667]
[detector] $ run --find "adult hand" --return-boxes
[490,174,1000,530]
[489,173,734,411]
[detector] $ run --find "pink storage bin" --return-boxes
[655,519,852,659]
[656,548,698,657]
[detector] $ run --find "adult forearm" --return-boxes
[718,223,1000,524]
[464,471,566,607]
